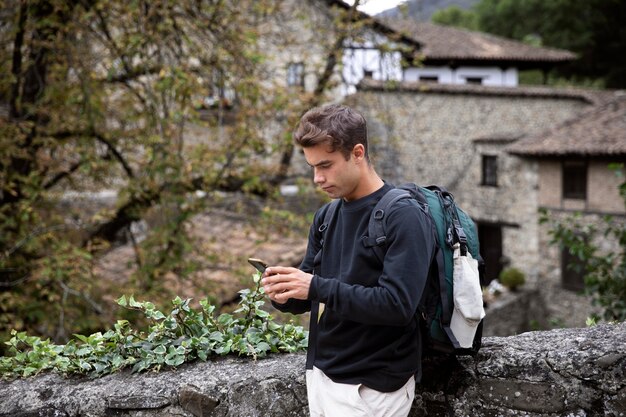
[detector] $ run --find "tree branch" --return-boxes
[43,160,84,190]
[9,0,27,120]
[86,172,269,247]
[271,0,362,186]
[49,129,135,178]
[1,223,71,261]
[98,64,162,84]
[94,133,135,178]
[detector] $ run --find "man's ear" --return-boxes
[352,144,366,162]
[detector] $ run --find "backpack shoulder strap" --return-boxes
[312,199,342,270]
[362,188,413,261]
[318,199,341,247]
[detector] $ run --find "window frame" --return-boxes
[287,62,305,88]
[418,75,439,83]
[481,154,498,187]
[562,160,587,200]
[465,76,484,85]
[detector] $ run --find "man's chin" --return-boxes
[322,188,340,199]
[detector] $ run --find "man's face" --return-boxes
[303,143,362,201]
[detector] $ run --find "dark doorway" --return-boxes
[478,223,503,286]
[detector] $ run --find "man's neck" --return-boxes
[344,168,384,202]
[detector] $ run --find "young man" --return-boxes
[262,104,436,417]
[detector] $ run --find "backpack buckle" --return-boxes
[373,209,384,220]
[454,220,467,245]
[362,235,386,248]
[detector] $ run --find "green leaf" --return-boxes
[217,314,233,326]
[165,354,185,367]
[255,309,270,319]
[153,345,167,355]
[116,295,128,307]
[129,296,142,308]
[75,347,91,356]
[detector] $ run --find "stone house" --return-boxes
[250,2,576,98]
[348,80,621,291]
[390,21,576,87]
[507,94,626,293]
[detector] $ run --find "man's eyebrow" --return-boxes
[307,159,332,168]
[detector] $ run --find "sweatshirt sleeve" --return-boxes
[307,199,436,326]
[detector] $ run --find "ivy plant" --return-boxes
[0,273,307,379]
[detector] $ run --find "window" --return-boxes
[482,155,498,186]
[562,161,587,200]
[465,77,483,85]
[200,68,235,109]
[287,62,304,88]
[418,76,438,83]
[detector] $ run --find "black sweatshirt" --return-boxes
[274,184,436,392]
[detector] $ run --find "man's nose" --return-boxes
[313,169,324,184]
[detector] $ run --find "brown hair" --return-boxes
[293,104,368,161]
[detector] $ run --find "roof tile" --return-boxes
[507,93,626,157]
[386,20,576,63]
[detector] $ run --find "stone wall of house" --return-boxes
[347,84,593,285]
[1,322,624,416]
[258,0,340,95]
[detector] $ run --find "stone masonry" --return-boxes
[1,322,624,416]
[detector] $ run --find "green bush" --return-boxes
[0,273,307,379]
[499,267,526,291]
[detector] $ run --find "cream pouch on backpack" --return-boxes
[450,243,485,348]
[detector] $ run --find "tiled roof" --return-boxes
[472,132,524,144]
[507,93,626,157]
[385,20,576,65]
[357,78,612,105]
[326,2,575,67]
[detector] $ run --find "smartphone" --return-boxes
[248,258,268,273]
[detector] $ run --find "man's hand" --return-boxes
[262,266,312,304]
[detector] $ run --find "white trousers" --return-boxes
[306,366,415,417]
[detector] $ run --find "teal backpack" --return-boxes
[320,183,484,356]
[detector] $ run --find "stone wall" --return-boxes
[1,322,624,416]
[482,288,550,337]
